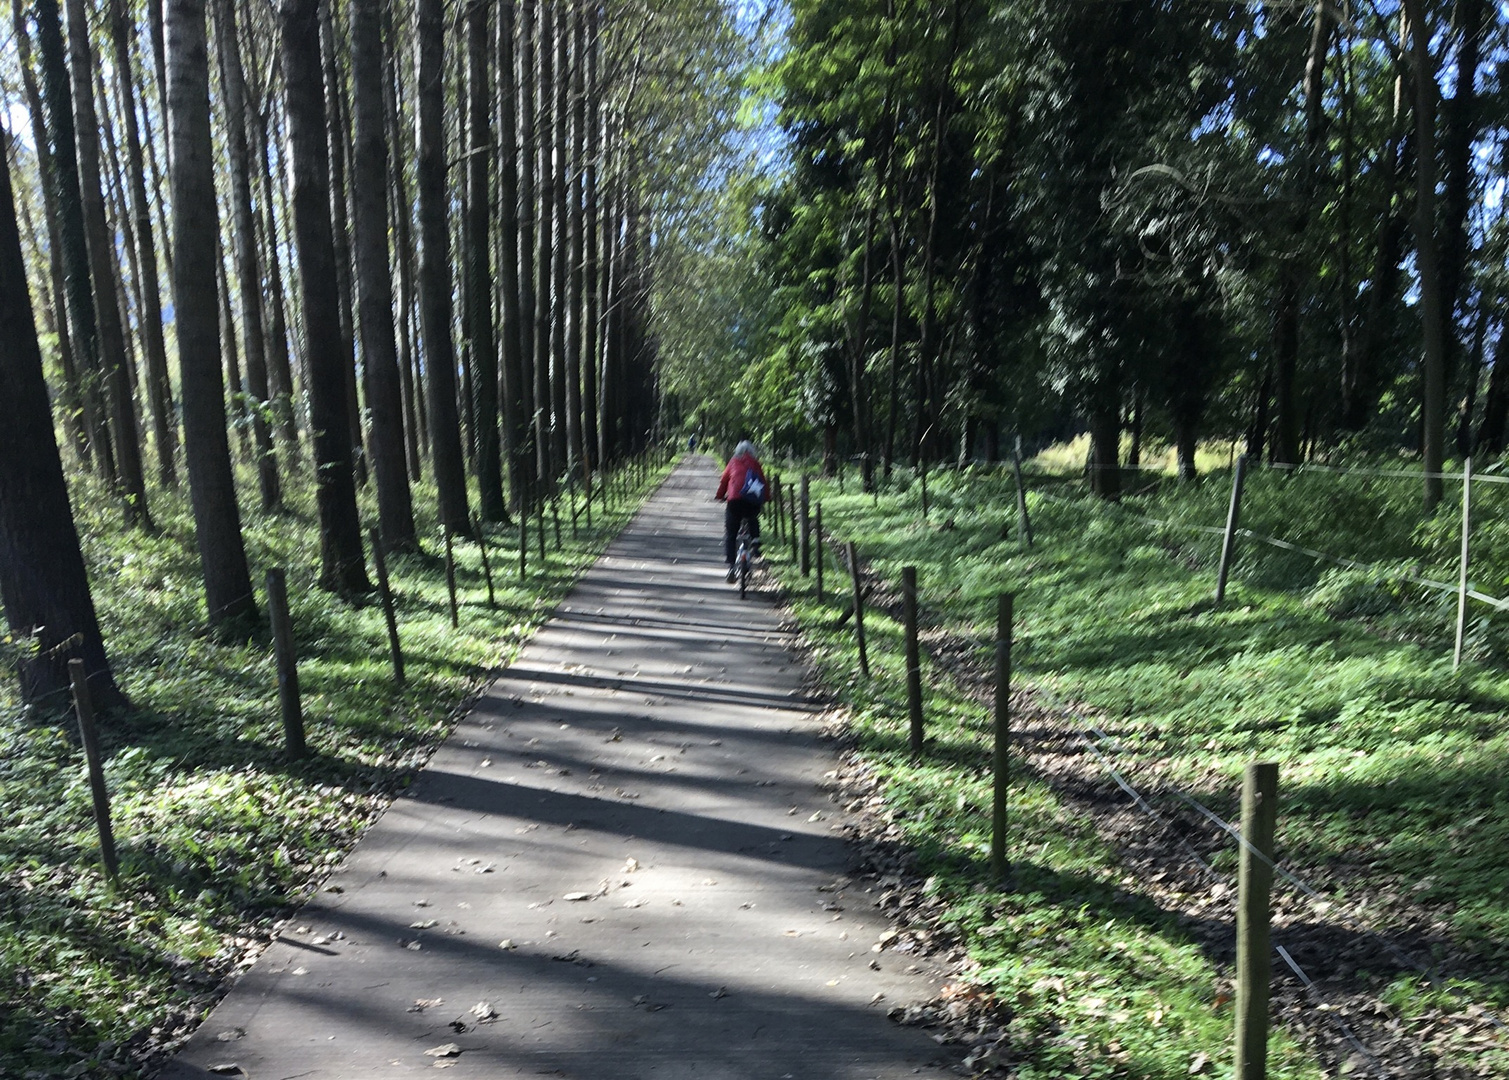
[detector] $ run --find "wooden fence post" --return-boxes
[815,503,825,602]
[551,497,562,550]
[584,470,594,528]
[1235,761,1279,1080]
[848,541,870,677]
[903,566,924,756]
[519,506,528,580]
[789,484,799,563]
[800,475,811,576]
[772,476,783,543]
[1011,444,1034,547]
[568,473,580,538]
[1455,456,1472,670]
[991,593,1013,880]
[368,528,405,686]
[919,463,929,519]
[68,658,119,882]
[473,519,496,606]
[1215,454,1249,605]
[265,568,307,758]
[536,494,547,562]
[443,530,459,628]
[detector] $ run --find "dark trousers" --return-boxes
[724,499,761,565]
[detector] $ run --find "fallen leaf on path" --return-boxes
[471,1002,498,1022]
[498,939,516,950]
[410,919,438,929]
[215,1028,245,1042]
[404,940,423,951]
[290,967,308,975]
[425,1043,462,1058]
[408,999,444,1012]
[563,892,593,902]
[206,1065,245,1077]
[710,986,728,999]
[622,857,640,873]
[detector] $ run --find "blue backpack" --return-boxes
[740,471,766,506]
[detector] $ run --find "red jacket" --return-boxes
[716,454,767,503]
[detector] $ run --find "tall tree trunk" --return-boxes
[34,0,116,482]
[12,0,89,467]
[281,0,372,593]
[167,0,259,631]
[1437,0,1486,383]
[533,0,556,482]
[67,0,152,528]
[581,0,600,475]
[467,0,505,521]
[109,0,177,488]
[247,78,301,462]
[352,0,418,550]
[214,0,279,509]
[218,240,250,459]
[321,2,365,484]
[518,0,538,482]
[1087,379,1121,500]
[382,4,424,479]
[1403,0,1446,510]
[416,0,471,534]
[564,0,585,477]
[498,0,527,510]
[0,143,124,710]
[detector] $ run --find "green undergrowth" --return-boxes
[769,457,1509,1078]
[0,453,670,1079]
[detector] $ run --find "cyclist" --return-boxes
[714,440,768,582]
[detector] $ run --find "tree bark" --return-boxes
[416,0,471,533]
[497,0,527,510]
[467,0,505,521]
[352,0,418,550]
[564,0,585,477]
[533,0,556,482]
[108,0,177,489]
[166,0,259,631]
[66,0,152,528]
[1402,0,1446,510]
[281,0,372,593]
[0,142,124,711]
[33,0,116,483]
[214,0,279,509]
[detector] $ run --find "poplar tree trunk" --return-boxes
[497,0,527,511]
[549,0,570,473]
[0,145,124,711]
[416,0,472,534]
[352,0,418,551]
[467,0,505,521]
[533,1,556,483]
[1403,0,1446,510]
[321,3,366,484]
[11,0,89,467]
[108,0,177,488]
[280,0,372,594]
[565,0,585,477]
[518,0,538,484]
[67,0,152,528]
[581,0,600,474]
[382,10,424,479]
[166,0,259,631]
[34,0,117,483]
[214,0,279,510]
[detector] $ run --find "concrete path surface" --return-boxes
[161,456,955,1080]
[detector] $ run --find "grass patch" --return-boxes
[0,454,669,1078]
[768,456,1509,1077]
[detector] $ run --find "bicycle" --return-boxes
[734,518,759,598]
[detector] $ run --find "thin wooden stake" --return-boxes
[368,528,405,686]
[568,473,580,538]
[519,506,528,580]
[1455,456,1472,670]
[903,565,924,756]
[1011,444,1033,547]
[789,485,799,563]
[443,530,459,627]
[800,474,811,576]
[1235,761,1279,1080]
[265,568,307,758]
[68,658,119,881]
[919,463,929,519]
[584,470,593,528]
[991,593,1013,880]
[536,494,547,562]
[474,520,495,606]
[551,497,562,550]
[1215,454,1248,605]
[815,503,825,601]
[848,541,870,677]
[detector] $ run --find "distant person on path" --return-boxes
[688,433,698,452]
[714,440,767,582]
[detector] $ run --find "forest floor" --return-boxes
[769,456,1509,1079]
[0,456,667,1078]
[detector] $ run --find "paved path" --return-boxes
[162,457,953,1080]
